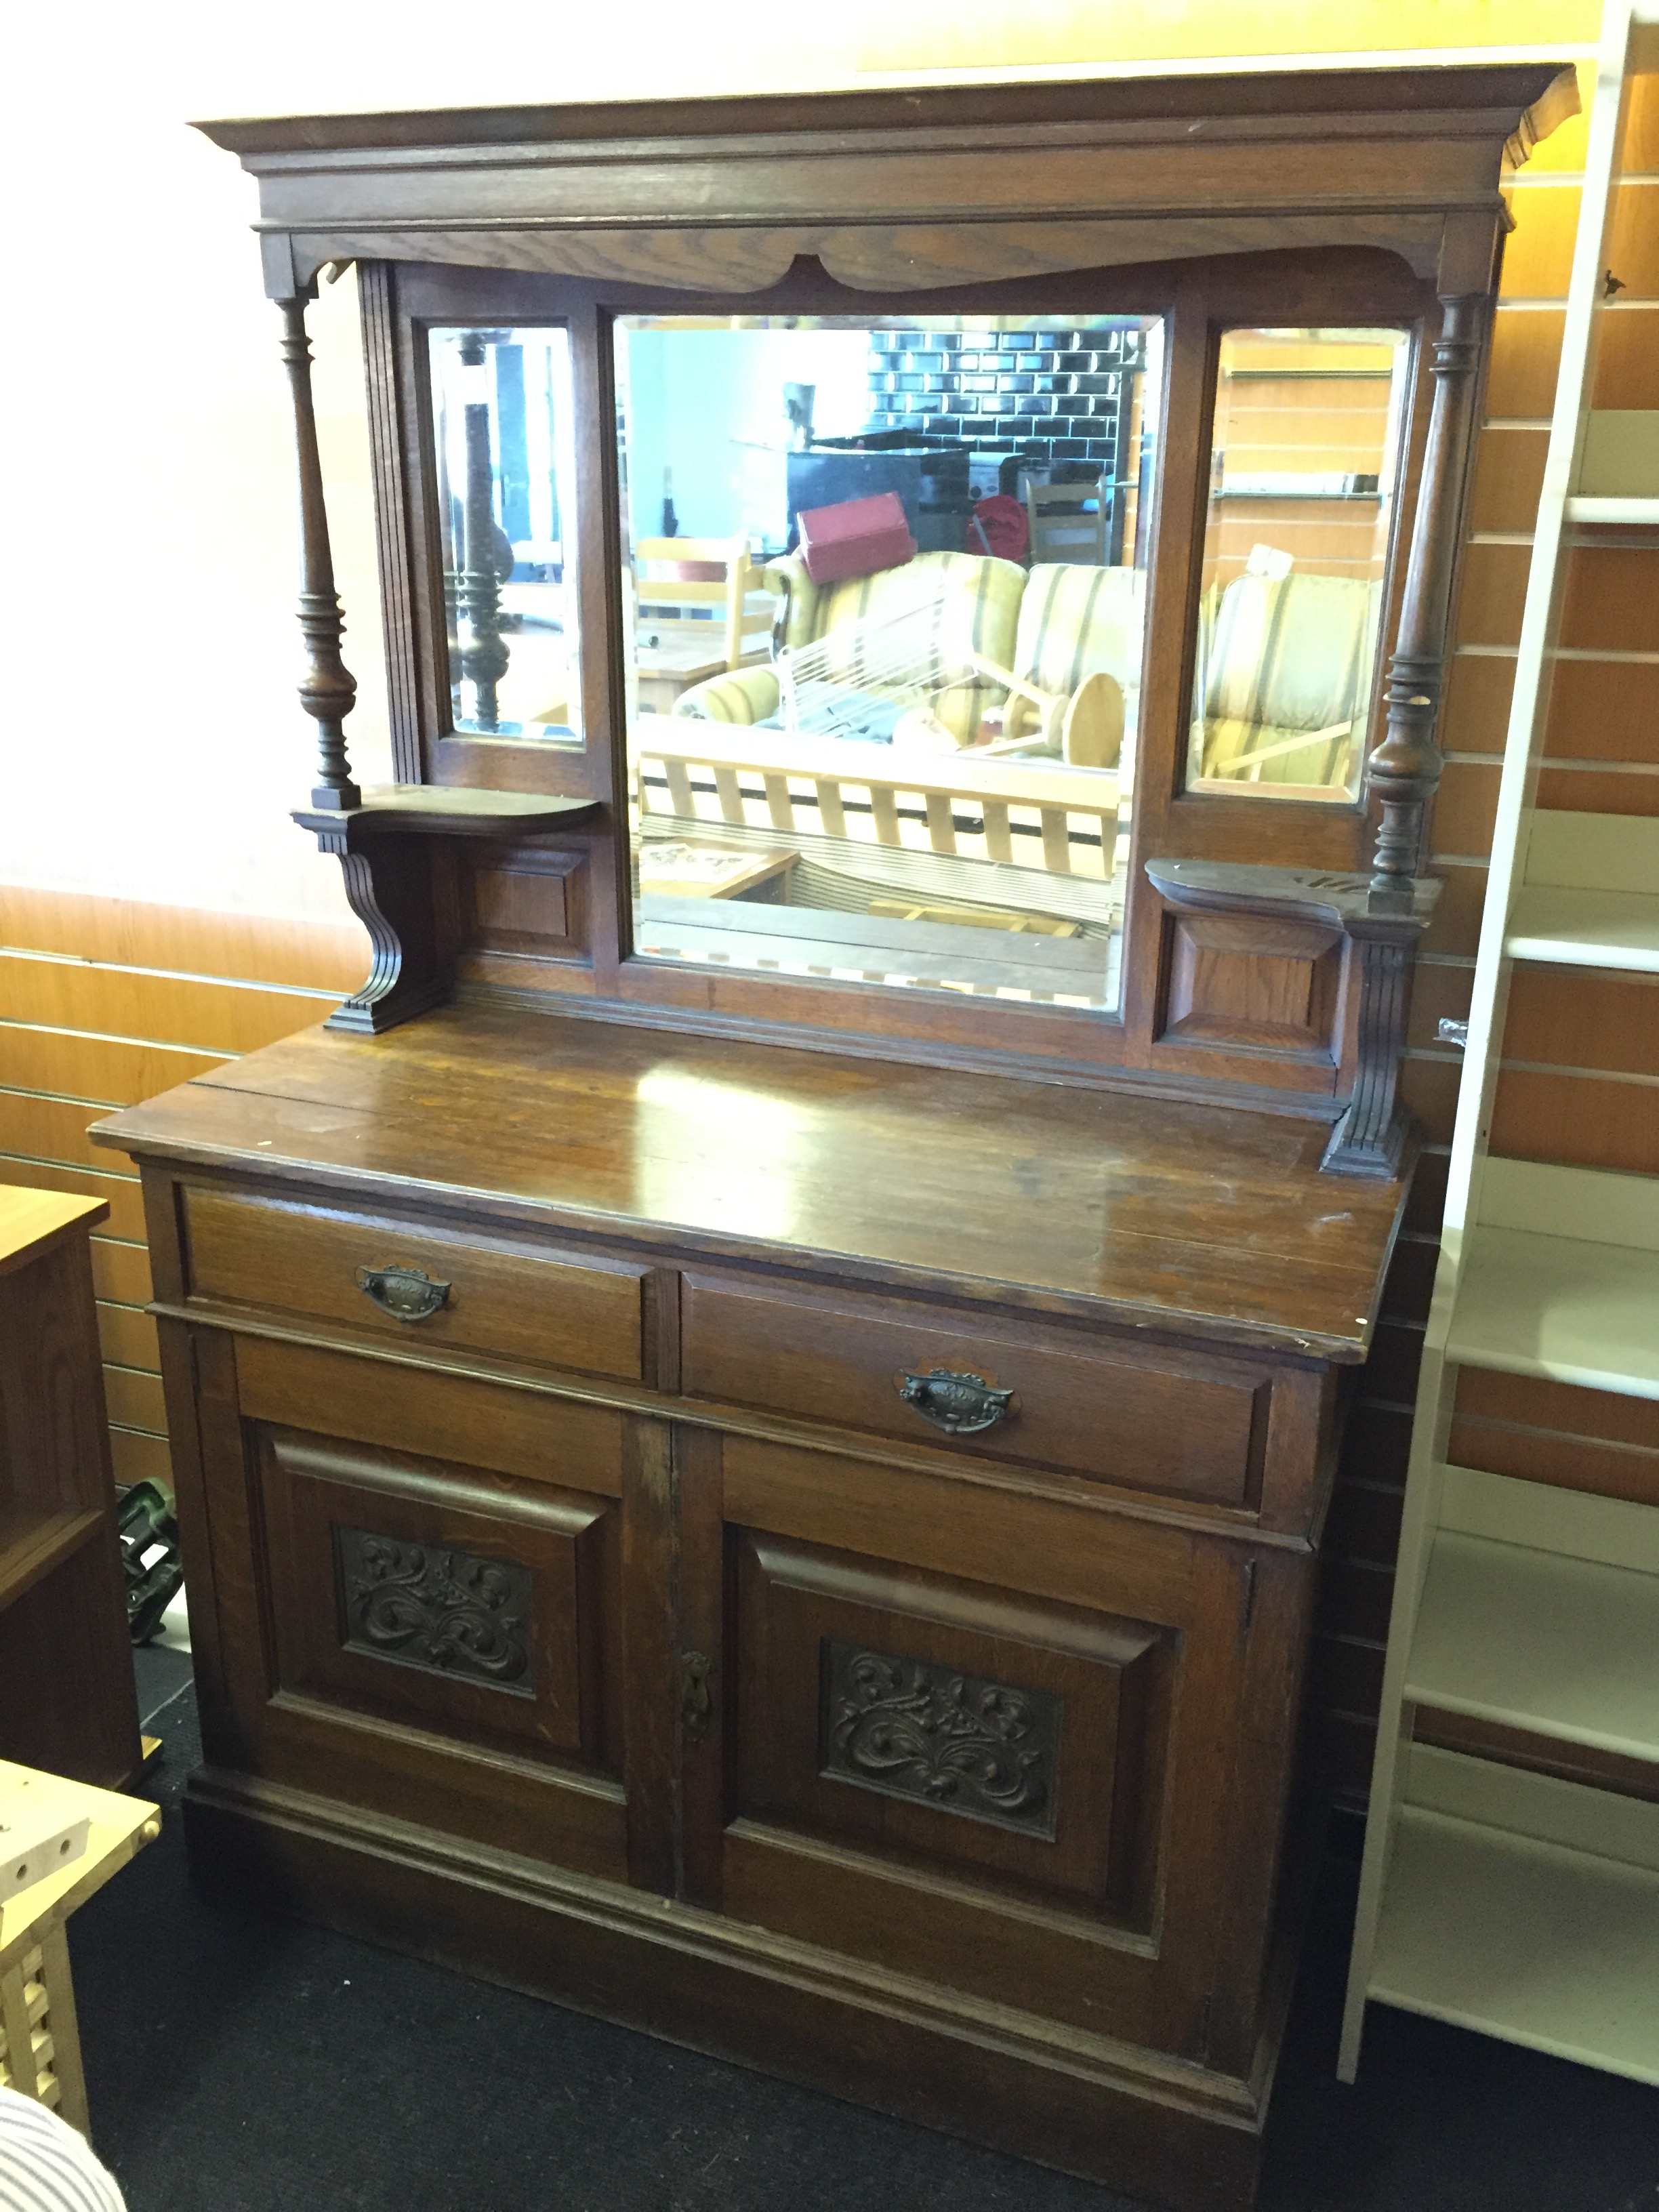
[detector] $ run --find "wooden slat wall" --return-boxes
[0,886,365,1496]
[1309,73,1659,1807]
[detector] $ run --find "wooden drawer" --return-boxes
[182,1186,646,1382]
[680,1273,1269,1505]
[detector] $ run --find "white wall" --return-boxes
[0,2,878,925]
[0,0,1590,924]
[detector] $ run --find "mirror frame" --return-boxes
[205,62,1572,1122]
[367,248,1433,1094]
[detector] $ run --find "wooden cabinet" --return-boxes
[103,1008,1387,2211]
[190,1330,631,1877]
[98,54,1579,2212]
[709,1440,1242,2038]
[0,1191,142,1793]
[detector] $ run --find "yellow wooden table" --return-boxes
[0,1761,159,2136]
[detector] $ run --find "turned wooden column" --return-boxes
[276,291,361,811]
[458,334,509,731]
[1366,293,1486,896]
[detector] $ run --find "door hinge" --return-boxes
[1242,1556,1258,1634]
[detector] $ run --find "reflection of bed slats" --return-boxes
[638,769,1105,865]
[636,729,1118,878]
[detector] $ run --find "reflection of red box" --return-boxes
[796,492,917,585]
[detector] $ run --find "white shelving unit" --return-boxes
[1340,0,1659,2086]
[1370,1749,1659,2085]
[1447,1158,1659,1395]
[1506,813,1659,970]
[1405,1465,1659,1759]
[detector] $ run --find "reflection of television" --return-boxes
[786,447,972,556]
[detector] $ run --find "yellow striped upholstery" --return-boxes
[674,666,780,724]
[1197,573,1381,785]
[1012,564,1146,698]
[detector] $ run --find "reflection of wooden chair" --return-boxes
[633,535,773,678]
[1025,477,1107,566]
[991,562,1145,762]
[965,658,1124,769]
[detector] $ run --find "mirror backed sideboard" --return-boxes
[98,61,1574,2210]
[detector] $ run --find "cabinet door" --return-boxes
[679,1431,1295,2066]
[180,1327,634,1883]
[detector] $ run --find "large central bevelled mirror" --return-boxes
[615,312,1164,1016]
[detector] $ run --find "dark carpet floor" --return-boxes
[63,1674,1659,2212]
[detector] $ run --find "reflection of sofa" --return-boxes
[1192,573,1382,792]
[1010,562,1145,743]
[674,552,1145,750]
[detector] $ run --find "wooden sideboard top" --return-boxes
[94,1001,1410,1361]
[0,1188,108,1279]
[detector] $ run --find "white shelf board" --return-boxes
[1405,1530,1659,1760]
[1479,1159,1659,1250]
[1577,412,1659,500]
[1523,812,1659,899]
[1507,885,1659,972]
[1448,1225,1659,1399]
[1370,1807,1659,2085]
[1565,496,1659,526]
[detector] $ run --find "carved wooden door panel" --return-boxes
[184,1326,633,1883]
[678,1431,1269,2062]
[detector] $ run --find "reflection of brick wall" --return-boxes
[865,327,1144,475]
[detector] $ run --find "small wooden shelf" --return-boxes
[293,786,600,840]
[1506,885,1659,972]
[1406,1530,1659,1761]
[0,1509,103,1613]
[1371,1805,1659,2086]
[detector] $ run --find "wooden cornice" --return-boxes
[196,62,1576,298]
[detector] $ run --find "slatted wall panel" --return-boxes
[0,887,364,1492]
[1309,70,1659,1806]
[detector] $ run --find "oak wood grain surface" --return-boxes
[184,1185,649,1382]
[96,1000,1406,1360]
[0,1188,108,1273]
[0,1191,142,1790]
[680,1269,1267,1504]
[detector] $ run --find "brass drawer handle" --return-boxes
[895,1367,1015,1436]
[356,1263,451,1322]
